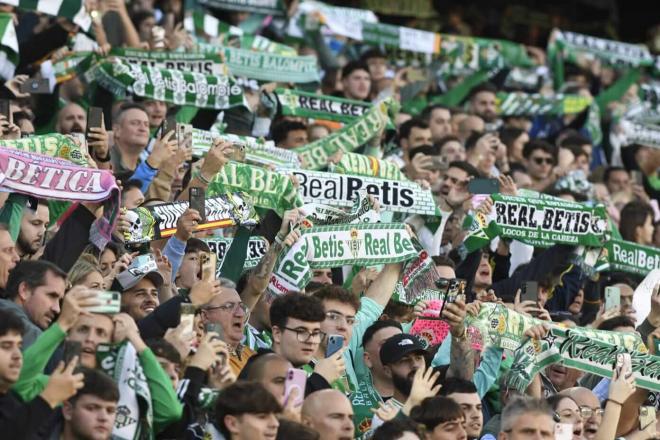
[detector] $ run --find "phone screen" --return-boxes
[325,334,344,358]
[604,286,621,312]
[86,107,103,140]
[0,99,9,122]
[62,340,82,365]
[189,187,206,221]
[521,281,539,303]
[468,178,500,195]
[20,78,50,94]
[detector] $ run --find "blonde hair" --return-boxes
[67,254,102,288]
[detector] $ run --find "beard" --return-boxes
[17,234,40,255]
[391,370,415,398]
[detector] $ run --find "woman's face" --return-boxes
[555,397,584,440]
[638,215,655,246]
[80,271,104,290]
[568,289,584,315]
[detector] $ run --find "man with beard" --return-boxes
[379,333,428,410]
[466,82,499,130]
[0,225,20,290]
[56,103,86,135]
[439,378,483,440]
[421,104,453,143]
[16,199,48,260]
[399,119,434,177]
[112,254,164,322]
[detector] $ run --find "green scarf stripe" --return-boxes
[497,92,592,116]
[275,88,372,123]
[333,152,406,181]
[222,46,319,83]
[605,239,660,276]
[361,22,441,55]
[595,69,641,112]
[1,0,91,30]
[109,47,224,75]
[196,0,286,16]
[0,133,87,165]
[429,70,490,107]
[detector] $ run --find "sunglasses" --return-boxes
[532,157,554,165]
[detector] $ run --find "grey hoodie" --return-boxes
[0,298,41,349]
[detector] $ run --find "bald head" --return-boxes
[562,387,601,440]
[57,103,86,134]
[245,353,292,404]
[302,390,354,440]
[457,115,485,142]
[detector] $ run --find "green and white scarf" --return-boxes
[267,223,418,296]
[289,0,378,41]
[196,0,286,16]
[275,88,372,123]
[361,0,436,19]
[207,161,303,214]
[332,152,406,181]
[361,22,441,55]
[97,342,153,440]
[461,194,609,253]
[204,236,269,276]
[0,0,91,30]
[0,133,87,165]
[109,47,225,76]
[87,58,245,110]
[603,239,660,276]
[52,51,95,83]
[620,119,660,148]
[0,13,17,80]
[497,92,592,116]
[299,190,381,227]
[222,46,319,83]
[294,98,397,170]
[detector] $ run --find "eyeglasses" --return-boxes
[283,327,326,342]
[204,301,249,315]
[325,311,356,326]
[578,406,604,418]
[532,157,554,165]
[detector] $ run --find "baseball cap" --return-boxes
[112,254,164,292]
[379,333,427,366]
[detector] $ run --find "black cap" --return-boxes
[379,333,427,366]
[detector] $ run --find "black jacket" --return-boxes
[0,391,54,439]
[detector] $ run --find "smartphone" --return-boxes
[86,107,103,141]
[0,99,9,123]
[468,178,500,195]
[325,334,344,358]
[86,290,121,314]
[180,304,197,340]
[62,340,82,365]
[205,322,225,341]
[631,170,643,186]
[604,286,621,312]
[200,252,217,282]
[651,336,660,356]
[639,406,656,430]
[20,78,50,94]
[615,352,632,379]
[284,368,307,408]
[440,278,466,318]
[554,423,573,440]
[189,187,206,222]
[521,281,539,304]
[176,123,193,151]
[161,114,177,138]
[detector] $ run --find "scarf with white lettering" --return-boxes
[87,58,246,110]
[497,92,592,116]
[221,46,319,83]
[288,0,378,41]
[97,342,153,440]
[196,0,285,16]
[298,190,381,227]
[268,223,418,296]
[294,98,397,170]
[206,161,303,215]
[331,152,406,181]
[0,133,88,165]
[203,236,269,277]
[275,88,372,123]
[619,119,660,148]
[601,239,660,276]
[109,47,225,75]
[52,51,95,83]
[461,194,609,253]
[123,191,258,244]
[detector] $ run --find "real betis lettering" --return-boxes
[606,239,660,276]
[276,88,370,123]
[110,48,223,75]
[309,230,414,260]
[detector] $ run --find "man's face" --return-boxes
[474,253,492,289]
[0,230,19,289]
[58,104,86,134]
[524,149,555,180]
[155,355,180,390]
[512,170,532,189]
[177,250,200,289]
[305,392,354,440]
[343,69,371,101]
[366,57,387,82]
[67,314,113,368]
[544,364,581,391]
[226,413,279,440]
[311,269,333,285]
[499,413,554,440]
[63,394,117,440]
[386,352,426,397]
[429,417,467,440]
[114,109,150,149]
[403,127,433,155]
[122,187,145,210]
[439,167,470,207]
[22,271,66,329]
[606,170,630,194]
[467,136,496,176]
[99,249,117,277]
[320,300,357,350]
[364,326,402,375]
[273,317,323,367]
[570,390,602,440]
[440,140,466,163]
[509,133,529,163]
[143,100,167,129]
[202,287,247,347]
[429,108,452,141]
[281,129,308,149]
[258,357,292,404]
[0,331,22,388]
[121,278,160,321]
[447,392,482,438]
[18,204,49,256]
[470,91,497,122]
[616,283,636,323]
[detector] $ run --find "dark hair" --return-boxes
[619,201,654,242]
[270,120,307,145]
[341,60,370,79]
[146,338,181,365]
[435,135,461,151]
[410,396,464,431]
[115,102,148,124]
[522,139,558,161]
[431,255,456,269]
[313,285,360,313]
[382,300,413,321]
[438,377,478,396]
[69,367,119,405]
[448,160,481,179]
[185,238,211,254]
[130,10,155,29]
[421,104,450,122]
[559,134,591,150]
[546,394,577,413]
[270,293,326,329]
[598,315,636,332]
[468,82,497,101]
[121,179,143,195]
[509,162,528,175]
[603,166,629,184]
[361,48,387,63]
[372,419,421,440]
[5,260,67,300]
[399,118,430,141]
[500,127,526,149]
[276,420,320,440]
[465,130,487,152]
[214,381,282,438]
[0,309,25,338]
[362,319,402,348]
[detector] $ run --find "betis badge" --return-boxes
[348,228,361,258]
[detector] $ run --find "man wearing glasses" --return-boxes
[522,140,559,192]
[200,279,254,375]
[563,387,604,440]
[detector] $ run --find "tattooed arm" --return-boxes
[442,299,475,380]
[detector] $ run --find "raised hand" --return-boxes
[402,365,441,415]
[442,298,467,338]
[147,130,177,170]
[57,287,102,332]
[313,348,346,384]
[40,357,85,408]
